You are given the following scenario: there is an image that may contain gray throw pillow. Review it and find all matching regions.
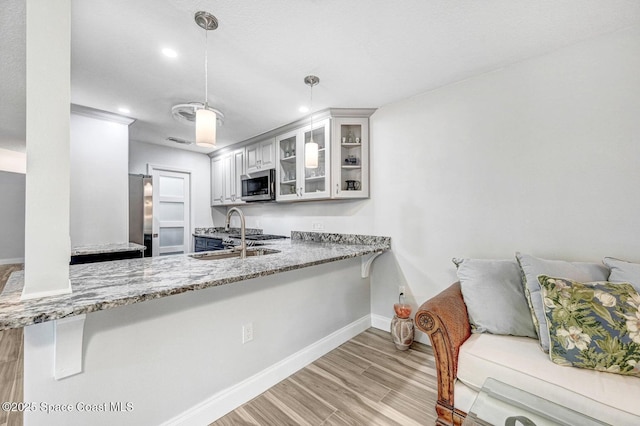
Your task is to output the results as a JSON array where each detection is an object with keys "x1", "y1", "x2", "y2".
[
  {"x1": 515, "y1": 253, "x2": 608, "y2": 352},
  {"x1": 603, "y1": 257, "x2": 640, "y2": 292},
  {"x1": 453, "y1": 258, "x2": 537, "y2": 338}
]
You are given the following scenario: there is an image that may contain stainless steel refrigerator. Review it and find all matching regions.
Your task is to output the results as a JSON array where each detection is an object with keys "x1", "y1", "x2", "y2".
[{"x1": 128, "y1": 174, "x2": 153, "y2": 257}]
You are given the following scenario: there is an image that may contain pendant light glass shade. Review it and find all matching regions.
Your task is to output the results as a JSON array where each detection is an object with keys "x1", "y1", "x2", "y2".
[
  {"x1": 195, "y1": 108, "x2": 216, "y2": 147},
  {"x1": 305, "y1": 138, "x2": 318, "y2": 168}
]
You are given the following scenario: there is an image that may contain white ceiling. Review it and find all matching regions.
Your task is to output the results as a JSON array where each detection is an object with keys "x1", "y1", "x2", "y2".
[{"x1": 2, "y1": 0, "x2": 640, "y2": 155}]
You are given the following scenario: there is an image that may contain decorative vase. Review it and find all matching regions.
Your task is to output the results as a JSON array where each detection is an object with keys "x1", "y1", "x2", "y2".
[{"x1": 391, "y1": 315, "x2": 414, "y2": 351}]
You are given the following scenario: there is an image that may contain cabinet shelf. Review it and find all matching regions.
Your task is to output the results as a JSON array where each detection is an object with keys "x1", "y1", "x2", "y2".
[
  {"x1": 341, "y1": 143, "x2": 362, "y2": 147},
  {"x1": 341, "y1": 165, "x2": 361, "y2": 169},
  {"x1": 280, "y1": 179, "x2": 296, "y2": 185},
  {"x1": 305, "y1": 175, "x2": 326, "y2": 182},
  {"x1": 280, "y1": 155, "x2": 296, "y2": 162}
]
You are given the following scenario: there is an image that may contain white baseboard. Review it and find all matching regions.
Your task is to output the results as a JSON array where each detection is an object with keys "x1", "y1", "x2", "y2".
[
  {"x1": 371, "y1": 313, "x2": 431, "y2": 346},
  {"x1": 371, "y1": 313, "x2": 392, "y2": 331},
  {"x1": 161, "y1": 314, "x2": 372, "y2": 426},
  {"x1": 0, "y1": 257, "x2": 24, "y2": 265}
]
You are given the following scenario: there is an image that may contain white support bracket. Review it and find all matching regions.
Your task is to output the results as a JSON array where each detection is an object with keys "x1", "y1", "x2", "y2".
[
  {"x1": 361, "y1": 252, "x2": 383, "y2": 278},
  {"x1": 53, "y1": 314, "x2": 86, "y2": 380}
]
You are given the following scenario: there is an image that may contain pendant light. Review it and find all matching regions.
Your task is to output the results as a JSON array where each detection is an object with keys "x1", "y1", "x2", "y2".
[
  {"x1": 195, "y1": 11, "x2": 218, "y2": 148},
  {"x1": 304, "y1": 75, "x2": 320, "y2": 168}
]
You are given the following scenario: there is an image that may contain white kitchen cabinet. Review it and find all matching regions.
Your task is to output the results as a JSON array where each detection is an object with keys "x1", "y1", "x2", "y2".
[
  {"x1": 331, "y1": 117, "x2": 369, "y2": 198},
  {"x1": 211, "y1": 156, "x2": 224, "y2": 206},
  {"x1": 211, "y1": 148, "x2": 245, "y2": 206},
  {"x1": 246, "y1": 138, "x2": 275, "y2": 173},
  {"x1": 276, "y1": 118, "x2": 330, "y2": 201}
]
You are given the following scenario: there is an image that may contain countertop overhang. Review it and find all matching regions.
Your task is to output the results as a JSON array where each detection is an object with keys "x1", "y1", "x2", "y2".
[
  {"x1": 70, "y1": 242, "x2": 146, "y2": 256},
  {"x1": 0, "y1": 232, "x2": 390, "y2": 331}
]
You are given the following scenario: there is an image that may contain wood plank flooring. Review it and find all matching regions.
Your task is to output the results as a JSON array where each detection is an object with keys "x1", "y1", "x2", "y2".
[
  {"x1": 211, "y1": 328, "x2": 438, "y2": 426},
  {"x1": 0, "y1": 264, "x2": 24, "y2": 426},
  {"x1": 0, "y1": 264, "x2": 438, "y2": 426}
]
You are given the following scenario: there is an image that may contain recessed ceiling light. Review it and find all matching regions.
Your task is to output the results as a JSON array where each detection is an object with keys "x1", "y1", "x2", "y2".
[
  {"x1": 299, "y1": 106, "x2": 309, "y2": 113},
  {"x1": 118, "y1": 107, "x2": 131, "y2": 114},
  {"x1": 162, "y1": 48, "x2": 178, "y2": 58}
]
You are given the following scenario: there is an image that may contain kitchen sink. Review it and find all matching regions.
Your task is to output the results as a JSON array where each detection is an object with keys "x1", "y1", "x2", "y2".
[{"x1": 189, "y1": 248, "x2": 280, "y2": 260}]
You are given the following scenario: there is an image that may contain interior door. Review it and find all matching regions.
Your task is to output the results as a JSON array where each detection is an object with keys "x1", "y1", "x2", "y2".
[{"x1": 150, "y1": 167, "x2": 191, "y2": 256}]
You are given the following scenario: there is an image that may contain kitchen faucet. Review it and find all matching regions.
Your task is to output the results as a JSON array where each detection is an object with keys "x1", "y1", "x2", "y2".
[{"x1": 225, "y1": 207, "x2": 247, "y2": 259}]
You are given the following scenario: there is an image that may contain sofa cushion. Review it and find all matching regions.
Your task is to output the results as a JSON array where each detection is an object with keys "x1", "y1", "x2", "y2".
[
  {"x1": 538, "y1": 275, "x2": 640, "y2": 377},
  {"x1": 457, "y1": 333, "x2": 640, "y2": 424},
  {"x1": 453, "y1": 258, "x2": 537, "y2": 337},
  {"x1": 515, "y1": 253, "x2": 608, "y2": 352},
  {"x1": 604, "y1": 257, "x2": 640, "y2": 292}
]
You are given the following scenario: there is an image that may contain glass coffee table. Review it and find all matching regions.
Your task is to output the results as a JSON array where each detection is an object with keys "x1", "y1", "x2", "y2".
[{"x1": 462, "y1": 378, "x2": 607, "y2": 426}]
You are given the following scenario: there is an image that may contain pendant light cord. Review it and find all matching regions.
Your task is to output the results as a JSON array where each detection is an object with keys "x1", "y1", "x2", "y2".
[
  {"x1": 204, "y1": 29, "x2": 209, "y2": 107},
  {"x1": 309, "y1": 82, "x2": 314, "y2": 142}
]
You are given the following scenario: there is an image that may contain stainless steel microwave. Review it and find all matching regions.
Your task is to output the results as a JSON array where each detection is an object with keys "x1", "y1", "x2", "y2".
[{"x1": 241, "y1": 169, "x2": 275, "y2": 202}]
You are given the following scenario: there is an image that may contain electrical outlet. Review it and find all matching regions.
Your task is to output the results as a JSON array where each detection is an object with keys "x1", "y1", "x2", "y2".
[
  {"x1": 399, "y1": 285, "x2": 406, "y2": 296},
  {"x1": 312, "y1": 222, "x2": 325, "y2": 231},
  {"x1": 242, "y1": 322, "x2": 254, "y2": 344}
]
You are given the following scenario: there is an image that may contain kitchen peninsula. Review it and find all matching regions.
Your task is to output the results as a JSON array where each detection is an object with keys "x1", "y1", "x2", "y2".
[{"x1": 0, "y1": 231, "x2": 390, "y2": 426}]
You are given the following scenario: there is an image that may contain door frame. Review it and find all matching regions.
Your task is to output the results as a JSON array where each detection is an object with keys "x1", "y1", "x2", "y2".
[{"x1": 147, "y1": 164, "x2": 194, "y2": 256}]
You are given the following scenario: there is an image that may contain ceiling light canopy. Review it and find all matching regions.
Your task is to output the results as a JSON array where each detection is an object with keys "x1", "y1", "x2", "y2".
[
  {"x1": 194, "y1": 11, "x2": 219, "y2": 149},
  {"x1": 171, "y1": 102, "x2": 224, "y2": 126}
]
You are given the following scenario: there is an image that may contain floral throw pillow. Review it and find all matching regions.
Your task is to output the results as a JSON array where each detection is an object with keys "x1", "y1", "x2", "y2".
[{"x1": 538, "y1": 275, "x2": 640, "y2": 377}]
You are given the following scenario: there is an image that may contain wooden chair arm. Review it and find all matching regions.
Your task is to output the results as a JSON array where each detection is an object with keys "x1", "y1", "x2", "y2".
[{"x1": 415, "y1": 282, "x2": 471, "y2": 425}]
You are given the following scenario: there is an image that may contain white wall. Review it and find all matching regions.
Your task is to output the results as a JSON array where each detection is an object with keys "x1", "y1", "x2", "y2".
[
  {"x1": 368, "y1": 25, "x2": 640, "y2": 317},
  {"x1": 228, "y1": 26, "x2": 640, "y2": 325},
  {"x1": 0, "y1": 171, "x2": 25, "y2": 263},
  {"x1": 129, "y1": 140, "x2": 213, "y2": 229},
  {"x1": 24, "y1": 258, "x2": 369, "y2": 425},
  {"x1": 70, "y1": 113, "x2": 129, "y2": 247},
  {"x1": 0, "y1": 113, "x2": 130, "y2": 262},
  {"x1": 212, "y1": 199, "x2": 374, "y2": 234}
]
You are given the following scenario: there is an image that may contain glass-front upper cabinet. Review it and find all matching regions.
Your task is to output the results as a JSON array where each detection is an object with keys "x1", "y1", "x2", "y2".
[
  {"x1": 331, "y1": 117, "x2": 369, "y2": 198},
  {"x1": 276, "y1": 130, "x2": 298, "y2": 200},
  {"x1": 276, "y1": 118, "x2": 330, "y2": 201}
]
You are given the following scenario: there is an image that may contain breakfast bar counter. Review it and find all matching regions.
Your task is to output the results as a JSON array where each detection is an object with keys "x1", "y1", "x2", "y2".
[
  {"x1": 13, "y1": 231, "x2": 390, "y2": 426},
  {"x1": 0, "y1": 231, "x2": 390, "y2": 331}
]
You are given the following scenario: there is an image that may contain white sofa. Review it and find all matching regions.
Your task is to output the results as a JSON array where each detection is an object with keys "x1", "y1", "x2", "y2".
[{"x1": 415, "y1": 254, "x2": 640, "y2": 426}]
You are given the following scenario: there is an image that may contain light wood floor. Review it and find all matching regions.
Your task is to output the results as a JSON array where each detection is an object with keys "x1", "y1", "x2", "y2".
[
  {"x1": 0, "y1": 264, "x2": 438, "y2": 426},
  {"x1": 211, "y1": 328, "x2": 438, "y2": 426},
  {"x1": 0, "y1": 264, "x2": 24, "y2": 426}
]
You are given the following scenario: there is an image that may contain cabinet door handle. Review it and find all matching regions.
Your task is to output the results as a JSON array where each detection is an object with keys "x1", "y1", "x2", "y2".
[{"x1": 336, "y1": 183, "x2": 339, "y2": 195}]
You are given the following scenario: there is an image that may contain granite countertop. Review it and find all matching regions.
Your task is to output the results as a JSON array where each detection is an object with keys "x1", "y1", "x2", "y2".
[
  {"x1": 71, "y1": 242, "x2": 146, "y2": 256},
  {"x1": 193, "y1": 226, "x2": 264, "y2": 237},
  {"x1": 0, "y1": 231, "x2": 390, "y2": 330}
]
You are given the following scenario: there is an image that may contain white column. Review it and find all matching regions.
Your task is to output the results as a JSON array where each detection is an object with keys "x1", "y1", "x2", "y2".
[{"x1": 22, "y1": 0, "x2": 72, "y2": 299}]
